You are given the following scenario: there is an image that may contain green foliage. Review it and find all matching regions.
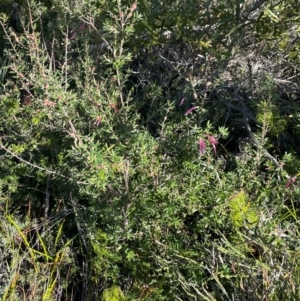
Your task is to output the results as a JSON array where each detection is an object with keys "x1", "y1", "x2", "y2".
[
  {"x1": 0, "y1": 0, "x2": 300, "y2": 300},
  {"x1": 102, "y1": 286, "x2": 125, "y2": 301},
  {"x1": 229, "y1": 191, "x2": 258, "y2": 228},
  {"x1": 257, "y1": 100, "x2": 287, "y2": 137}
]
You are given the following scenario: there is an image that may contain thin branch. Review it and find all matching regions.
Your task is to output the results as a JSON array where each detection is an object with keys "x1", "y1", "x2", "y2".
[{"x1": 0, "y1": 143, "x2": 89, "y2": 185}]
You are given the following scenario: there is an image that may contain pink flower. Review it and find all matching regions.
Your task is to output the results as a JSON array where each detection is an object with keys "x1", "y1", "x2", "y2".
[
  {"x1": 206, "y1": 134, "x2": 218, "y2": 156},
  {"x1": 197, "y1": 134, "x2": 219, "y2": 156},
  {"x1": 180, "y1": 98, "x2": 185, "y2": 106},
  {"x1": 130, "y1": 2, "x2": 137, "y2": 12},
  {"x1": 198, "y1": 134, "x2": 218, "y2": 156},
  {"x1": 185, "y1": 106, "x2": 197, "y2": 116},
  {"x1": 199, "y1": 138, "x2": 206, "y2": 155},
  {"x1": 285, "y1": 176, "x2": 297, "y2": 189},
  {"x1": 109, "y1": 103, "x2": 119, "y2": 113},
  {"x1": 206, "y1": 134, "x2": 218, "y2": 146}
]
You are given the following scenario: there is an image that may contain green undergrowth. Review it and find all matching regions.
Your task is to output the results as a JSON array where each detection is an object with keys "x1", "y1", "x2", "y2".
[{"x1": 1, "y1": 0, "x2": 300, "y2": 300}]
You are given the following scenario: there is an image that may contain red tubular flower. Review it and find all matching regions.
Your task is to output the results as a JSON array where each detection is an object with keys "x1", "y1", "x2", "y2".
[
  {"x1": 109, "y1": 103, "x2": 119, "y2": 113},
  {"x1": 206, "y1": 134, "x2": 218, "y2": 156},
  {"x1": 130, "y1": 2, "x2": 137, "y2": 12},
  {"x1": 199, "y1": 138, "x2": 206, "y2": 155},
  {"x1": 285, "y1": 176, "x2": 297, "y2": 189},
  {"x1": 185, "y1": 106, "x2": 197, "y2": 116}
]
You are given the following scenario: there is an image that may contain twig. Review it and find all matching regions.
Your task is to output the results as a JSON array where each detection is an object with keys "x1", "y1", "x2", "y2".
[
  {"x1": 69, "y1": 193, "x2": 88, "y2": 300},
  {"x1": 45, "y1": 175, "x2": 50, "y2": 219},
  {"x1": 122, "y1": 159, "x2": 131, "y2": 228}
]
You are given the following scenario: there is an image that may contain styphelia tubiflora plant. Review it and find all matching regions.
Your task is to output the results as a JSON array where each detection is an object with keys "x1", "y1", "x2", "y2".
[{"x1": 199, "y1": 134, "x2": 218, "y2": 156}]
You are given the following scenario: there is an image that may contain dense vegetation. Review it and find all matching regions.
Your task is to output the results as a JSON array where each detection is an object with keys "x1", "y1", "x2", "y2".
[{"x1": 1, "y1": 0, "x2": 300, "y2": 300}]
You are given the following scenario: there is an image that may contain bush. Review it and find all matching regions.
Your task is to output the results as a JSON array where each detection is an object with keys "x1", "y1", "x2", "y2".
[{"x1": 1, "y1": 0, "x2": 300, "y2": 300}]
